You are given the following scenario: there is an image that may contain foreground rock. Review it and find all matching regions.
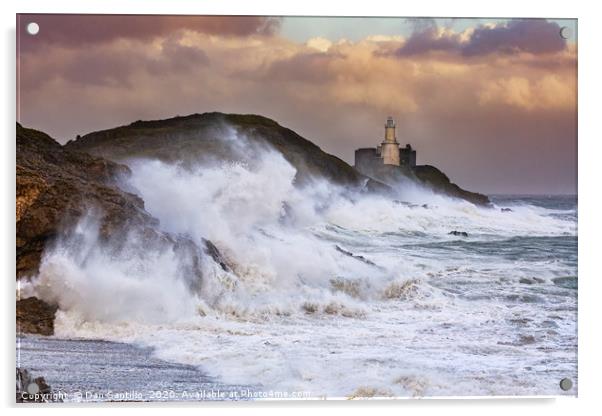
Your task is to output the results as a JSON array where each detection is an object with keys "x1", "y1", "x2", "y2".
[
  {"x1": 16, "y1": 368, "x2": 60, "y2": 403},
  {"x1": 17, "y1": 122, "x2": 154, "y2": 280},
  {"x1": 17, "y1": 123, "x2": 153, "y2": 335},
  {"x1": 16, "y1": 297, "x2": 58, "y2": 336}
]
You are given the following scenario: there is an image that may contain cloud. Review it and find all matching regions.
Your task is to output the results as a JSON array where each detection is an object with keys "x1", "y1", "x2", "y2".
[
  {"x1": 151, "y1": 38, "x2": 210, "y2": 74},
  {"x1": 306, "y1": 37, "x2": 333, "y2": 52},
  {"x1": 265, "y1": 52, "x2": 343, "y2": 83},
  {"x1": 394, "y1": 19, "x2": 567, "y2": 57},
  {"x1": 17, "y1": 19, "x2": 576, "y2": 194},
  {"x1": 395, "y1": 27, "x2": 462, "y2": 56},
  {"x1": 18, "y1": 14, "x2": 281, "y2": 51},
  {"x1": 19, "y1": 37, "x2": 210, "y2": 89},
  {"x1": 478, "y1": 75, "x2": 576, "y2": 110},
  {"x1": 463, "y1": 19, "x2": 566, "y2": 56}
]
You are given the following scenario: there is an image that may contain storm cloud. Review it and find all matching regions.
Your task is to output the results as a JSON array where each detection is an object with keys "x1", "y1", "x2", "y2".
[
  {"x1": 394, "y1": 19, "x2": 567, "y2": 57},
  {"x1": 16, "y1": 16, "x2": 576, "y2": 194},
  {"x1": 18, "y1": 14, "x2": 281, "y2": 51}
]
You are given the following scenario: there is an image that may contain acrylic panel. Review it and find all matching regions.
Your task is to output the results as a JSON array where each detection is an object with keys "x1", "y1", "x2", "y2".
[{"x1": 16, "y1": 14, "x2": 577, "y2": 402}]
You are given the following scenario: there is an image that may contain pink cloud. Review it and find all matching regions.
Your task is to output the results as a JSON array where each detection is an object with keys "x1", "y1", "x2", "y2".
[
  {"x1": 16, "y1": 19, "x2": 577, "y2": 194},
  {"x1": 18, "y1": 14, "x2": 281, "y2": 52}
]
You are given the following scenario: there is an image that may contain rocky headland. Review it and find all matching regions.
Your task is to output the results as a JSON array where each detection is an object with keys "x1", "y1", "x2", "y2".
[
  {"x1": 16, "y1": 123, "x2": 216, "y2": 335},
  {"x1": 65, "y1": 112, "x2": 489, "y2": 205},
  {"x1": 16, "y1": 112, "x2": 490, "y2": 335}
]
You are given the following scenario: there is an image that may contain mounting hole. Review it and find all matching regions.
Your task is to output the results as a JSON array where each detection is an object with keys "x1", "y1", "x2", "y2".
[
  {"x1": 26, "y1": 382, "x2": 40, "y2": 394},
  {"x1": 559, "y1": 26, "x2": 571, "y2": 40},
  {"x1": 26, "y1": 22, "x2": 40, "y2": 36},
  {"x1": 559, "y1": 378, "x2": 573, "y2": 391}
]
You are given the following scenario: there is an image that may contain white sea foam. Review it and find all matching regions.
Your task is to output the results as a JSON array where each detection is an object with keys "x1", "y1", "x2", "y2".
[
  {"x1": 26, "y1": 129, "x2": 577, "y2": 397},
  {"x1": 23, "y1": 214, "x2": 199, "y2": 325}
]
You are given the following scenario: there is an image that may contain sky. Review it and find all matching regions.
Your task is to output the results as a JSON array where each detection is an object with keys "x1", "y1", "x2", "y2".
[{"x1": 16, "y1": 15, "x2": 577, "y2": 194}]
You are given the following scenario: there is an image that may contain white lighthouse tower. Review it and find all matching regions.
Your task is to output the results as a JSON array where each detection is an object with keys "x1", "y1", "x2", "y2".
[{"x1": 380, "y1": 116, "x2": 400, "y2": 166}]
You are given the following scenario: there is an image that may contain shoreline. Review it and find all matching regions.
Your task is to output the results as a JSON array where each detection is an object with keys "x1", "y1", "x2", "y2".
[{"x1": 17, "y1": 335, "x2": 251, "y2": 402}]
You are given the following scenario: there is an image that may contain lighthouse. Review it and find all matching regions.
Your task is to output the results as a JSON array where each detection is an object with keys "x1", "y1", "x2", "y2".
[
  {"x1": 354, "y1": 116, "x2": 416, "y2": 177},
  {"x1": 380, "y1": 116, "x2": 400, "y2": 166}
]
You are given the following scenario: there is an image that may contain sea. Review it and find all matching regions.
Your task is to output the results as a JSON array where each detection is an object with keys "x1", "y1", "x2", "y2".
[{"x1": 18, "y1": 149, "x2": 578, "y2": 400}]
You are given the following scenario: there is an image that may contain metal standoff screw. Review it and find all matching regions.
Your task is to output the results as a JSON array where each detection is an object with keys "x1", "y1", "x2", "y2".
[
  {"x1": 559, "y1": 378, "x2": 573, "y2": 391},
  {"x1": 26, "y1": 22, "x2": 40, "y2": 36},
  {"x1": 26, "y1": 382, "x2": 40, "y2": 394}
]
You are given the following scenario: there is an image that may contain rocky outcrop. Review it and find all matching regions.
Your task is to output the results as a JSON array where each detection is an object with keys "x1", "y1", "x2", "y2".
[
  {"x1": 335, "y1": 245, "x2": 382, "y2": 269},
  {"x1": 17, "y1": 123, "x2": 155, "y2": 280},
  {"x1": 16, "y1": 123, "x2": 214, "y2": 335},
  {"x1": 16, "y1": 123, "x2": 153, "y2": 335},
  {"x1": 352, "y1": 160, "x2": 490, "y2": 206},
  {"x1": 448, "y1": 231, "x2": 469, "y2": 237},
  {"x1": 64, "y1": 112, "x2": 489, "y2": 204},
  {"x1": 16, "y1": 115, "x2": 490, "y2": 332},
  {"x1": 202, "y1": 238, "x2": 231, "y2": 272},
  {"x1": 16, "y1": 297, "x2": 58, "y2": 336},
  {"x1": 413, "y1": 165, "x2": 491, "y2": 206},
  {"x1": 64, "y1": 112, "x2": 388, "y2": 193}
]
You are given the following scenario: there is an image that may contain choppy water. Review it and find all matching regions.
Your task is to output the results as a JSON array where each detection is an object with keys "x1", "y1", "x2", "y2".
[{"x1": 19, "y1": 137, "x2": 577, "y2": 400}]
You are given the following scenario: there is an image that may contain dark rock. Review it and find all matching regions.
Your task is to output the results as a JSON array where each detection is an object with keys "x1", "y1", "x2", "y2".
[
  {"x1": 16, "y1": 123, "x2": 219, "y2": 333},
  {"x1": 202, "y1": 238, "x2": 231, "y2": 272},
  {"x1": 501, "y1": 208, "x2": 513, "y2": 212},
  {"x1": 16, "y1": 297, "x2": 57, "y2": 336},
  {"x1": 64, "y1": 112, "x2": 490, "y2": 205},
  {"x1": 412, "y1": 165, "x2": 491, "y2": 207},
  {"x1": 448, "y1": 231, "x2": 469, "y2": 237},
  {"x1": 519, "y1": 277, "x2": 544, "y2": 285},
  {"x1": 16, "y1": 368, "x2": 59, "y2": 403},
  {"x1": 356, "y1": 158, "x2": 490, "y2": 206},
  {"x1": 65, "y1": 112, "x2": 388, "y2": 194},
  {"x1": 17, "y1": 122, "x2": 154, "y2": 280},
  {"x1": 335, "y1": 245, "x2": 383, "y2": 269}
]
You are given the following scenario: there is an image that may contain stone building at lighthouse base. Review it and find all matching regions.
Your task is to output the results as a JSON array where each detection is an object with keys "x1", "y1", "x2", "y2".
[
  {"x1": 354, "y1": 116, "x2": 417, "y2": 186},
  {"x1": 353, "y1": 116, "x2": 491, "y2": 206}
]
